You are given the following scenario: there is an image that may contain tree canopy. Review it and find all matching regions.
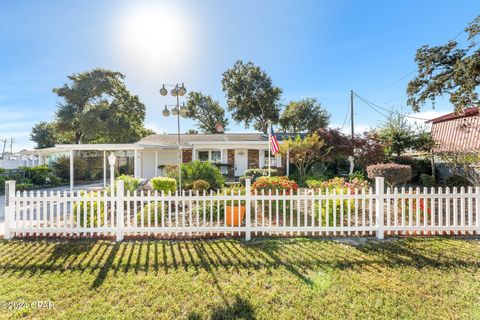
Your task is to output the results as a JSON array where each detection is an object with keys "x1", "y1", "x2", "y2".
[
  {"x1": 279, "y1": 133, "x2": 330, "y2": 184},
  {"x1": 222, "y1": 60, "x2": 282, "y2": 133},
  {"x1": 185, "y1": 92, "x2": 229, "y2": 133},
  {"x1": 30, "y1": 122, "x2": 58, "y2": 149},
  {"x1": 407, "y1": 15, "x2": 480, "y2": 112},
  {"x1": 377, "y1": 113, "x2": 433, "y2": 158},
  {"x1": 31, "y1": 68, "x2": 153, "y2": 148},
  {"x1": 280, "y1": 98, "x2": 330, "y2": 133}
]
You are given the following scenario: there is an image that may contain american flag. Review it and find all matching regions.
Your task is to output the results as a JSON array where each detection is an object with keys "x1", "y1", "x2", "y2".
[{"x1": 269, "y1": 126, "x2": 279, "y2": 155}]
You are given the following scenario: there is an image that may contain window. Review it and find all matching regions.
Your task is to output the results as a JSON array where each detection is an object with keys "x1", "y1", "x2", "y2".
[
  {"x1": 198, "y1": 151, "x2": 209, "y2": 161},
  {"x1": 211, "y1": 151, "x2": 221, "y2": 162},
  {"x1": 264, "y1": 150, "x2": 276, "y2": 167},
  {"x1": 197, "y1": 150, "x2": 222, "y2": 163}
]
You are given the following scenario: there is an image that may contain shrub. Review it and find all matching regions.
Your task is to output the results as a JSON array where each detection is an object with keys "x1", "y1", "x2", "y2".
[
  {"x1": 367, "y1": 163, "x2": 412, "y2": 188},
  {"x1": 307, "y1": 177, "x2": 369, "y2": 192},
  {"x1": 19, "y1": 165, "x2": 60, "y2": 186},
  {"x1": 395, "y1": 156, "x2": 432, "y2": 183},
  {"x1": 116, "y1": 175, "x2": 140, "y2": 193},
  {"x1": 52, "y1": 156, "x2": 90, "y2": 181},
  {"x1": 16, "y1": 182, "x2": 34, "y2": 192},
  {"x1": 73, "y1": 192, "x2": 105, "y2": 227},
  {"x1": 420, "y1": 174, "x2": 436, "y2": 187},
  {"x1": 191, "y1": 179, "x2": 210, "y2": 193},
  {"x1": 252, "y1": 176, "x2": 298, "y2": 194},
  {"x1": 445, "y1": 174, "x2": 471, "y2": 188},
  {"x1": 167, "y1": 161, "x2": 225, "y2": 190},
  {"x1": 138, "y1": 201, "x2": 166, "y2": 225},
  {"x1": 243, "y1": 168, "x2": 278, "y2": 181},
  {"x1": 348, "y1": 170, "x2": 365, "y2": 182},
  {"x1": 151, "y1": 177, "x2": 177, "y2": 193}
]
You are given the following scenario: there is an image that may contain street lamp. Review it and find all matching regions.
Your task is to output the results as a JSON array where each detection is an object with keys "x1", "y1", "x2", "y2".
[{"x1": 160, "y1": 83, "x2": 187, "y2": 192}]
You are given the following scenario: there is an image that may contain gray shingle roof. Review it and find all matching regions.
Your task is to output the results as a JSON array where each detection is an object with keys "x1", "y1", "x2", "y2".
[{"x1": 137, "y1": 133, "x2": 299, "y2": 147}]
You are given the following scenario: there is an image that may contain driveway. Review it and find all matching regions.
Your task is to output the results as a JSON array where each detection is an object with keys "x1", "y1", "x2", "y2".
[{"x1": 0, "y1": 182, "x2": 103, "y2": 235}]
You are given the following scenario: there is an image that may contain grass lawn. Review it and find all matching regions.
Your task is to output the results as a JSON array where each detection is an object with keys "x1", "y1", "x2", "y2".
[{"x1": 0, "y1": 237, "x2": 480, "y2": 319}]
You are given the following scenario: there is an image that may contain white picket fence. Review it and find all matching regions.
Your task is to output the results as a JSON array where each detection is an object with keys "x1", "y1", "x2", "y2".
[{"x1": 3, "y1": 178, "x2": 480, "y2": 241}]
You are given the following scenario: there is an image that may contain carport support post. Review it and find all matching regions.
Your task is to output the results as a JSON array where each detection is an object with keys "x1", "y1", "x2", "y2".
[
  {"x1": 116, "y1": 180, "x2": 124, "y2": 242},
  {"x1": 103, "y1": 150, "x2": 107, "y2": 187},
  {"x1": 69, "y1": 149, "x2": 74, "y2": 192},
  {"x1": 375, "y1": 177, "x2": 385, "y2": 240},
  {"x1": 245, "y1": 179, "x2": 252, "y2": 241},
  {"x1": 4, "y1": 180, "x2": 15, "y2": 240}
]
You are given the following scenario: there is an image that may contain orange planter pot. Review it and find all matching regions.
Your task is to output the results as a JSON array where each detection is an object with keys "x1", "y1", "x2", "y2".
[{"x1": 225, "y1": 205, "x2": 246, "y2": 227}]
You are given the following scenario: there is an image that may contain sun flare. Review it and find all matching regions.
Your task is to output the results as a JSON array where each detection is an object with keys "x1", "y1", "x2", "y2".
[{"x1": 113, "y1": 3, "x2": 192, "y2": 72}]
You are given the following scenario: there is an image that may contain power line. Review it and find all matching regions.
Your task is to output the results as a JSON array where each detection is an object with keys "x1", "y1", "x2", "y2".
[{"x1": 354, "y1": 92, "x2": 430, "y2": 121}]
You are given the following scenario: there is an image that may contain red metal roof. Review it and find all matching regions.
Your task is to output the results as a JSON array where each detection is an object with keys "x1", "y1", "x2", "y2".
[
  {"x1": 430, "y1": 107, "x2": 480, "y2": 153},
  {"x1": 426, "y1": 107, "x2": 479, "y2": 124}
]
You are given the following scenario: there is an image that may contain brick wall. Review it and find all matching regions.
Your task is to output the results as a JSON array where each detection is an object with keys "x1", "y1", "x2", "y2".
[
  {"x1": 247, "y1": 149, "x2": 259, "y2": 169},
  {"x1": 227, "y1": 149, "x2": 235, "y2": 178},
  {"x1": 182, "y1": 149, "x2": 192, "y2": 163}
]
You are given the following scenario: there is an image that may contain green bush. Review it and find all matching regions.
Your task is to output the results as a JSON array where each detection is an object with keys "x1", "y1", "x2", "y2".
[
  {"x1": 191, "y1": 179, "x2": 210, "y2": 192},
  {"x1": 151, "y1": 177, "x2": 177, "y2": 193},
  {"x1": 394, "y1": 156, "x2": 432, "y2": 183},
  {"x1": 73, "y1": 191, "x2": 105, "y2": 227},
  {"x1": 16, "y1": 182, "x2": 34, "y2": 192},
  {"x1": 243, "y1": 168, "x2": 278, "y2": 182},
  {"x1": 52, "y1": 156, "x2": 90, "y2": 181},
  {"x1": 116, "y1": 175, "x2": 140, "y2": 193},
  {"x1": 168, "y1": 160, "x2": 225, "y2": 190},
  {"x1": 348, "y1": 171, "x2": 365, "y2": 182},
  {"x1": 445, "y1": 174, "x2": 471, "y2": 188},
  {"x1": 420, "y1": 174, "x2": 436, "y2": 187},
  {"x1": 19, "y1": 165, "x2": 60, "y2": 186},
  {"x1": 137, "y1": 201, "x2": 166, "y2": 225}
]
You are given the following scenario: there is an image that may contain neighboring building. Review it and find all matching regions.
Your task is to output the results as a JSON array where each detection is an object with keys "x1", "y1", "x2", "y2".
[
  {"x1": 427, "y1": 107, "x2": 480, "y2": 153},
  {"x1": 31, "y1": 133, "x2": 293, "y2": 188}
]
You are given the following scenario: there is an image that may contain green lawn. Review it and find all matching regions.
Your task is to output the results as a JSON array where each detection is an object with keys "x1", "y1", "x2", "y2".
[{"x1": 0, "y1": 237, "x2": 480, "y2": 320}]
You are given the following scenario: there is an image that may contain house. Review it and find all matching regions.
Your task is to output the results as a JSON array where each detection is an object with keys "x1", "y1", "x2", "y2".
[
  {"x1": 427, "y1": 107, "x2": 480, "y2": 153},
  {"x1": 426, "y1": 107, "x2": 480, "y2": 180},
  {"x1": 32, "y1": 133, "x2": 292, "y2": 189}
]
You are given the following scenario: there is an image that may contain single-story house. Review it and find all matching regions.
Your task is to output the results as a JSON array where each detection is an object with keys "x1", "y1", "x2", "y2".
[{"x1": 32, "y1": 133, "x2": 292, "y2": 189}]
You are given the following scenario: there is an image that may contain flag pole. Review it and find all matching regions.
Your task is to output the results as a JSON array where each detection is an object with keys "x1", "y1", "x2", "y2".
[{"x1": 268, "y1": 121, "x2": 271, "y2": 177}]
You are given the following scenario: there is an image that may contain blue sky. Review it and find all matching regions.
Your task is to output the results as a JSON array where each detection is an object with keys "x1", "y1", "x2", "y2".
[{"x1": 0, "y1": 0, "x2": 479, "y2": 151}]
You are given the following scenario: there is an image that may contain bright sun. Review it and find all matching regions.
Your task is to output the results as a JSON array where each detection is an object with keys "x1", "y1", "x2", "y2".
[{"x1": 114, "y1": 3, "x2": 192, "y2": 72}]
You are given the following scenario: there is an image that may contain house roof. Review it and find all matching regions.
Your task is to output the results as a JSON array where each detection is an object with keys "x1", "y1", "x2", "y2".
[
  {"x1": 137, "y1": 133, "x2": 298, "y2": 147},
  {"x1": 426, "y1": 107, "x2": 479, "y2": 124},
  {"x1": 428, "y1": 107, "x2": 480, "y2": 153}
]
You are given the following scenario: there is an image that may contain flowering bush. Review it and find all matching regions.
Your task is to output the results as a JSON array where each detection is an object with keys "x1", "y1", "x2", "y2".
[
  {"x1": 306, "y1": 177, "x2": 369, "y2": 194},
  {"x1": 252, "y1": 176, "x2": 298, "y2": 194}
]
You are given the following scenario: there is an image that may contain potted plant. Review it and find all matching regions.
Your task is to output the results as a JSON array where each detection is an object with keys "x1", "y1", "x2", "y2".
[{"x1": 224, "y1": 186, "x2": 246, "y2": 227}]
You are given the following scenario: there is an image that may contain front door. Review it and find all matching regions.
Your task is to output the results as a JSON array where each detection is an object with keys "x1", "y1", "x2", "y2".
[{"x1": 234, "y1": 149, "x2": 248, "y2": 177}]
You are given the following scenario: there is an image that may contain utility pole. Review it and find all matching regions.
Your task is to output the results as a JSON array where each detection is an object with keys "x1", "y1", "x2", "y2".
[
  {"x1": 350, "y1": 90, "x2": 354, "y2": 145},
  {"x1": 10, "y1": 138, "x2": 14, "y2": 155}
]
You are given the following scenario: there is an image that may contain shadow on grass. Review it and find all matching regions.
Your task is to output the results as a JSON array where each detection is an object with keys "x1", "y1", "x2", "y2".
[
  {"x1": 187, "y1": 295, "x2": 255, "y2": 320},
  {"x1": 0, "y1": 237, "x2": 479, "y2": 291}
]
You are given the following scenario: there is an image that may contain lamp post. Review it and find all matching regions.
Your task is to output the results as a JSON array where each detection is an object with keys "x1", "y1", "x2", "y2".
[
  {"x1": 160, "y1": 83, "x2": 187, "y2": 192},
  {"x1": 108, "y1": 152, "x2": 117, "y2": 195}
]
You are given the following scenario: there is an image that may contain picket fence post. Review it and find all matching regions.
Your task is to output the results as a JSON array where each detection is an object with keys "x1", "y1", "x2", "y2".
[
  {"x1": 375, "y1": 177, "x2": 385, "y2": 240},
  {"x1": 3, "y1": 181, "x2": 15, "y2": 240},
  {"x1": 476, "y1": 186, "x2": 480, "y2": 235},
  {"x1": 116, "y1": 180, "x2": 124, "y2": 242},
  {"x1": 245, "y1": 179, "x2": 252, "y2": 241}
]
